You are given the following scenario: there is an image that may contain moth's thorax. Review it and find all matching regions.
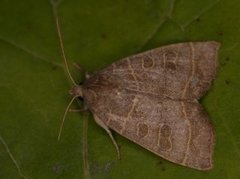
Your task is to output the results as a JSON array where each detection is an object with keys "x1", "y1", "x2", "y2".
[{"x1": 69, "y1": 85, "x2": 83, "y2": 97}]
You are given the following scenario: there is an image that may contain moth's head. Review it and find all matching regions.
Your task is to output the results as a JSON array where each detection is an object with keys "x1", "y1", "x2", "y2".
[{"x1": 69, "y1": 85, "x2": 83, "y2": 97}]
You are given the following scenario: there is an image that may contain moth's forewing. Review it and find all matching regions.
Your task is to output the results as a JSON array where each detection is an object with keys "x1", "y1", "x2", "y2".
[{"x1": 83, "y1": 42, "x2": 219, "y2": 170}]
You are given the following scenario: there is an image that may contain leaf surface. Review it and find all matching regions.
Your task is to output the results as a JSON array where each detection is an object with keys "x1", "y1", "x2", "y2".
[{"x1": 0, "y1": 0, "x2": 239, "y2": 178}]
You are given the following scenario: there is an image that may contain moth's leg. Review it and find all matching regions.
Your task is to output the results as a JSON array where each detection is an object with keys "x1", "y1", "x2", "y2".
[
  {"x1": 68, "y1": 108, "x2": 86, "y2": 112},
  {"x1": 72, "y1": 62, "x2": 90, "y2": 79},
  {"x1": 72, "y1": 62, "x2": 82, "y2": 71},
  {"x1": 93, "y1": 114, "x2": 120, "y2": 160},
  {"x1": 69, "y1": 105, "x2": 88, "y2": 112}
]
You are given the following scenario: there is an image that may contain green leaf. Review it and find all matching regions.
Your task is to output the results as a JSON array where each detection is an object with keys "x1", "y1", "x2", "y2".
[{"x1": 0, "y1": 0, "x2": 240, "y2": 178}]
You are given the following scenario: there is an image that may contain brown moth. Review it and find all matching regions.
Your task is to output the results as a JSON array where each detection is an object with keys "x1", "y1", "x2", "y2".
[{"x1": 59, "y1": 41, "x2": 220, "y2": 171}]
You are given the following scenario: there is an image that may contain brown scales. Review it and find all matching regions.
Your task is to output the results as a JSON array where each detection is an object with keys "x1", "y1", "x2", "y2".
[{"x1": 68, "y1": 42, "x2": 220, "y2": 171}]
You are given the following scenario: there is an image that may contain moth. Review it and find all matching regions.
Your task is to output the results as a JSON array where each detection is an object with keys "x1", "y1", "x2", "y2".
[{"x1": 59, "y1": 41, "x2": 220, "y2": 171}]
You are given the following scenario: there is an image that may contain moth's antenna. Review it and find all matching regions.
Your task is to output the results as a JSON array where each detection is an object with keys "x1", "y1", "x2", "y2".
[
  {"x1": 52, "y1": 1, "x2": 77, "y2": 86},
  {"x1": 58, "y1": 96, "x2": 78, "y2": 140}
]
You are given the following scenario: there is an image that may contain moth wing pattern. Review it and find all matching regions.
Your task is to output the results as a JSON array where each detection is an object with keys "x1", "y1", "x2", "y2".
[
  {"x1": 98, "y1": 41, "x2": 220, "y2": 100},
  {"x1": 93, "y1": 95, "x2": 214, "y2": 170},
  {"x1": 83, "y1": 41, "x2": 219, "y2": 170}
]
